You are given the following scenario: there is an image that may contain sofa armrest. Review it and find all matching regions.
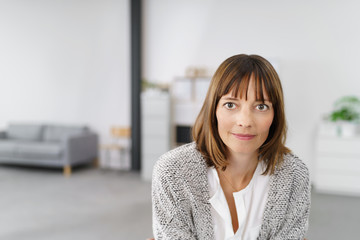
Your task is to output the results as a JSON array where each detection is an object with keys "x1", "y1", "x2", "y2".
[
  {"x1": 63, "y1": 132, "x2": 98, "y2": 165},
  {"x1": 0, "y1": 131, "x2": 7, "y2": 139}
]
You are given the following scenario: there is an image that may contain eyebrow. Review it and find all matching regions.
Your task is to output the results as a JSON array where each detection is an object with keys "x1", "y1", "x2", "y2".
[
  {"x1": 221, "y1": 97, "x2": 238, "y2": 101},
  {"x1": 220, "y1": 96, "x2": 272, "y2": 102}
]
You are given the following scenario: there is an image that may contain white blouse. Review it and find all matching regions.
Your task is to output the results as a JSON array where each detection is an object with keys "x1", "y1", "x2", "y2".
[{"x1": 207, "y1": 161, "x2": 270, "y2": 240}]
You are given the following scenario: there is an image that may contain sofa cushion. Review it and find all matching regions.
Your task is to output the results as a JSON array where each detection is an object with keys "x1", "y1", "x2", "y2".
[
  {"x1": 15, "y1": 142, "x2": 63, "y2": 159},
  {"x1": 43, "y1": 125, "x2": 88, "y2": 142},
  {"x1": 7, "y1": 124, "x2": 43, "y2": 141},
  {"x1": 0, "y1": 140, "x2": 17, "y2": 158}
]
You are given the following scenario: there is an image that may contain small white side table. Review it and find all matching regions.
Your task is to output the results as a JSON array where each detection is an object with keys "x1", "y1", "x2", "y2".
[
  {"x1": 100, "y1": 144, "x2": 129, "y2": 169},
  {"x1": 100, "y1": 127, "x2": 131, "y2": 170}
]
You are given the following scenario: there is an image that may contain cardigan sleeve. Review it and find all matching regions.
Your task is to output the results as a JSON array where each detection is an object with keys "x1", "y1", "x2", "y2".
[
  {"x1": 272, "y1": 158, "x2": 311, "y2": 239},
  {"x1": 152, "y1": 159, "x2": 198, "y2": 240}
]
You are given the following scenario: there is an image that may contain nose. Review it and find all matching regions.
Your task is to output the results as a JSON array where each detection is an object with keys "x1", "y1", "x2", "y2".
[{"x1": 236, "y1": 108, "x2": 253, "y2": 128}]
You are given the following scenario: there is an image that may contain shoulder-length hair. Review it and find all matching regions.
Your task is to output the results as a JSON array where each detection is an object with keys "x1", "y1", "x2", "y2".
[{"x1": 192, "y1": 54, "x2": 290, "y2": 175}]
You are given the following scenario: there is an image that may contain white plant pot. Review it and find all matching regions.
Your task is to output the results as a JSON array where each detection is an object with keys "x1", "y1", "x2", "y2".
[{"x1": 340, "y1": 121, "x2": 359, "y2": 137}]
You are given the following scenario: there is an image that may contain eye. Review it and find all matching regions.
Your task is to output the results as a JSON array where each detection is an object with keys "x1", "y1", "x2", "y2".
[
  {"x1": 256, "y1": 104, "x2": 269, "y2": 111},
  {"x1": 224, "y1": 102, "x2": 236, "y2": 109}
]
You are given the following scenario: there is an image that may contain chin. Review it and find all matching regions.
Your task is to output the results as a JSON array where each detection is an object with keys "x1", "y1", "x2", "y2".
[{"x1": 228, "y1": 146, "x2": 258, "y2": 155}]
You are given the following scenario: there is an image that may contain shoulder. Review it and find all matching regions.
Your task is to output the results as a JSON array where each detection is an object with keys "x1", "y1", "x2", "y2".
[
  {"x1": 153, "y1": 142, "x2": 207, "y2": 182},
  {"x1": 274, "y1": 153, "x2": 310, "y2": 185},
  {"x1": 261, "y1": 153, "x2": 311, "y2": 238}
]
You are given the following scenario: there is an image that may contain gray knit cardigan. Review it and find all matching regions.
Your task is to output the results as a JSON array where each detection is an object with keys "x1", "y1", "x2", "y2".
[{"x1": 152, "y1": 142, "x2": 311, "y2": 240}]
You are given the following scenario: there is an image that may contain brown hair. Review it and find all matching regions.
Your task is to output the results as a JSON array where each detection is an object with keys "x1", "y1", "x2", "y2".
[{"x1": 192, "y1": 54, "x2": 290, "y2": 175}]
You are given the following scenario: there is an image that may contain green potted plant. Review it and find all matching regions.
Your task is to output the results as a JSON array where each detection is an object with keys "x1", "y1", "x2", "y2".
[{"x1": 329, "y1": 96, "x2": 360, "y2": 137}]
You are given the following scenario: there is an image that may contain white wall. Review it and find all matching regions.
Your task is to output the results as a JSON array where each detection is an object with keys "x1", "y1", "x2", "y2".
[
  {"x1": 143, "y1": 0, "x2": 360, "y2": 176},
  {"x1": 0, "y1": 0, "x2": 130, "y2": 143}
]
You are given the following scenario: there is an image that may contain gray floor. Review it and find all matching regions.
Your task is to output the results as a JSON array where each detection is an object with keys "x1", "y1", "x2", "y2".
[
  {"x1": 0, "y1": 165, "x2": 153, "y2": 240},
  {"x1": 307, "y1": 188, "x2": 360, "y2": 239},
  {"x1": 0, "y1": 165, "x2": 359, "y2": 240}
]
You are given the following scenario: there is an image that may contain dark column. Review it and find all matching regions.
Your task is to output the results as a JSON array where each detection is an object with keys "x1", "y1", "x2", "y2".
[{"x1": 131, "y1": 0, "x2": 142, "y2": 171}]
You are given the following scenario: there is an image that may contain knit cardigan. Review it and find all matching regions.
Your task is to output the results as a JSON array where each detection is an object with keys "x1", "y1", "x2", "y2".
[{"x1": 152, "y1": 142, "x2": 311, "y2": 240}]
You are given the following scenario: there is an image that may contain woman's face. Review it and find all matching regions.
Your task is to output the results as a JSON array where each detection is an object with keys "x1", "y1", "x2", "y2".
[{"x1": 216, "y1": 78, "x2": 274, "y2": 157}]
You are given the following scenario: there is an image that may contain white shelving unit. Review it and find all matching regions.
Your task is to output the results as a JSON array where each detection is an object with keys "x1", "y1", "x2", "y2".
[
  {"x1": 314, "y1": 135, "x2": 360, "y2": 196},
  {"x1": 171, "y1": 77, "x2": 211, "y2": 125},
  {"x1": 141, "y1": 90, "x2": 172, "y2": 181}
]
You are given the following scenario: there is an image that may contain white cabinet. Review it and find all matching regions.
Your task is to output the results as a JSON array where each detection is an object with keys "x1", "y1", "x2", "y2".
[
  {"x1": 315, "y1": 135, "x2": 360, "y2": 196},
  {"x1": 141, "y1": 91, "x2": 172, "y2": 181}
]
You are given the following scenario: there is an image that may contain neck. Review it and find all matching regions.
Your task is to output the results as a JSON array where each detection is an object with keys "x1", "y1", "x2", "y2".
[
  {"x1": 226, "y1": 151, "x2": 258, "y2": 175},
  {"x1": 220, "y1": 151, "x2": 259, "y2": 190}
]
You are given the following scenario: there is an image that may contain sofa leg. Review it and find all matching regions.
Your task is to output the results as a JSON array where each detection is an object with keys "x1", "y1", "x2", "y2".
[{"x1": 63, "y1": 165, "x2": 72, "y2": 177}]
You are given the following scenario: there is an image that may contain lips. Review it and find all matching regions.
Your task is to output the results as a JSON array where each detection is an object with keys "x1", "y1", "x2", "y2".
[{"x1": 232, "y1": 133, "x2": 256, "y2": 140}]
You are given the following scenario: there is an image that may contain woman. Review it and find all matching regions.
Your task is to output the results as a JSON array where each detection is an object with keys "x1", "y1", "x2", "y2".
[{"x1": 151, "y1": 54, "x2": 311, "y2": 240}]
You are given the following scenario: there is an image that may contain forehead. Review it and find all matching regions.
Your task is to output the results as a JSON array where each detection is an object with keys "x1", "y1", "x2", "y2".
[{"x1": 223, "y1": 74, "x2": 271, "y2": 101}]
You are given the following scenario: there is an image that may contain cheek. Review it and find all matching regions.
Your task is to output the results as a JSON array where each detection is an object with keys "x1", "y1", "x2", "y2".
[
  {"x1": 216, "y1": 109, "x2": 230, "y2": 126},
  {"x1": 216, "y1": 109, "x2": 230, "y2": 135},
  {"x1": 216, "y1": 111, "x2": 223, "y2": 131},
  {"x1": 263, "y1": 114, "x2": 274, "y2": 132},
  {"x1": 257, "y1": 112, "x2": 274, "y2": 133}
]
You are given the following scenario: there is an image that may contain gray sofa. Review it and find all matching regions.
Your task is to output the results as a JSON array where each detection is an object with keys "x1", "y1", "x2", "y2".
[{"x1": 0, "y1": 123, "x2": 98, "y2": 176}]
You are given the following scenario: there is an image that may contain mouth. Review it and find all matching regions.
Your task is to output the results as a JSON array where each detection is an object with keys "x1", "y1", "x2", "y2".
[{"x1": 232, "y1": 133, "x2": 256, "y2": 140}]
